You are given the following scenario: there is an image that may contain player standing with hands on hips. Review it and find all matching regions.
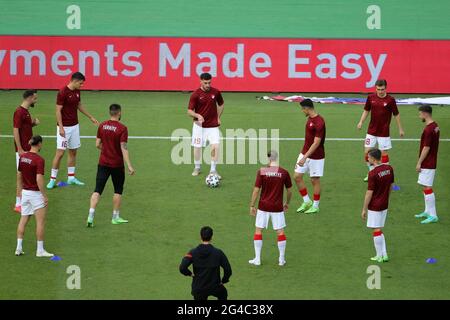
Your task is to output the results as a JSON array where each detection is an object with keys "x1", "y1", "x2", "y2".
[
  {"x1": 357, "y1": 79, "x2": 404, "y2": 181},
  {"x1": 187, "y1": 73, "x2": 224, "y2": 178},
  {"x1": 47, "y1": 72, "x2": 99, "y2": 189}
]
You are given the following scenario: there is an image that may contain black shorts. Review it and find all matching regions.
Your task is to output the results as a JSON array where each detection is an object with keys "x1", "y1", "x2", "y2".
[
  {"x1": 94, "y1": 165, "x2": 125, "y2": 195},
  {"x1": 193, "y1": 285, "x2": 228, "y2": 301}
]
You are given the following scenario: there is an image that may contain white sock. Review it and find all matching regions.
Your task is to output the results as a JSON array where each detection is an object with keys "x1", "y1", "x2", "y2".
[
  {"x1": 88, "y1": 208, "x2": 95, "y2": 220},
  {"x1": 313, "y1": 200, "x2": 320, "y2": 208},
  {"x1": 16, "y1": 238, "x2": 23, "y2": 250},
  {"x1": 37, "y1": 240, "x2": 44, "y2": 253},
  {"x1": 112, "y1": 210, "x2": 119, "y2": 220},
  {"x1": 15, "y1": 197, "x2": 21, "y2": 206},
  {"x1": 210, "y1": 161, "x2": 217, "y2": 172},
  {"x1": 303, "y1": 195, "x2": 310, "y2": 203},
  {"x1": 68, "y1": 167, "x2": 75, "y2": 179},
  {"x1": 425, "y1": 192, "x2": 437, "y2": 217},
  {"x1": 254, "y1": 235, "x2": 262, "y2": 261},
  {"x1": 423, "y1": 193, "x2": 429, "y2": 213},
  {"x1": 51, "y1": 168, "x2": 58, "y2": 180},
  {"x1": 373, "y1": 233, "x2": 383, "y2": 257},
  {"x1": 380, "y1": 234, "x2": 388, "y2": 257},
  {"x1": 194, "y1": 160, "x2": 201, "y2": 170},
  {"x1": 277, "y1": 235, "x2": 286, "y2": 262}
]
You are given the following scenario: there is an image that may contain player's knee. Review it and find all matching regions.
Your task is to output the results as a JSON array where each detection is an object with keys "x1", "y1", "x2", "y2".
[{"x1": 294, "y1": 173, "x2": 303, "y2": 182}]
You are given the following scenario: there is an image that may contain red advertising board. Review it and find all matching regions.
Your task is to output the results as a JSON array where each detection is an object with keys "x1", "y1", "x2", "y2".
[{"x1": 0, "y1": 36, "x2": 449, "y2": 93}]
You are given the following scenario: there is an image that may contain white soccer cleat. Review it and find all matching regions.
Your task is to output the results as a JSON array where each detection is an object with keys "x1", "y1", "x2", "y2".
[
  {"x1": 36, "y1": 250, "x2": 54, "y2": 258},
  {"x1": 248, "y1": 258, "x2": 261, "y2": 266},
  {"x1": 15, "y1": 249, "x2": 24, "y2": 256},
  {"x1": 279, "y1": 260, "x2": 286, "y2": 266},
  {"x1": 192, "y1": 168, "x2": 201, "y2": 176}
]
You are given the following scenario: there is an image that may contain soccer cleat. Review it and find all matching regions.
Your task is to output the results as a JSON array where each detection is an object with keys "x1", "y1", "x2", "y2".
[
  {"x1": 296, "y1": 200, "x2": 313, "y2": 213},
  {"x1": 382, "y1": 256, "x2": 389, "y2": 262},
  {"x1": 415, "y1": 212, "x2": 429, "y2": 218},
  {"x1": 86, "y1": 217, "x2": 94, "y2": 228},
  {"x1": 421, "y1": 216, "x2": 439, "y2": 224},
  {"x1": 46, "y1": 180, "x2": 57, "y2": 189},
  {"x1": 364, "y1": 175, "x2": 369, "y2": 182},
  {"x1": 15, "y1": 249, "x2": 24, "y2": 256},
  {"x1": 210, "y1": 171, "x2": 222, "y2": 180},
  {"x1": 370, "y1": 256, "x2": 389, "y2": 263},
  {"x1": 304, "y1": 206, "x2": 320, "y2": 214},
  {"x1": 192, "y1": 168, "x2": 201, "y2": 176},
  {"x1": 112, "y1": 217, "x2": 129, "y2": 225},
  {"x1": 67, "y1": 177, "x2": 85, "y2": 186},
  {"x1": 248, "y1": 258, "x2": 261, "y2": 266},
  {"x1": 13, "y1": 205, "x2": 21, "y2": 214},
  {"x1": 36, "y1": 250, "x2": 54, "y2": 258},
  {"x1": 278, "y1": 260, "x2": 286, "y2": 266}
]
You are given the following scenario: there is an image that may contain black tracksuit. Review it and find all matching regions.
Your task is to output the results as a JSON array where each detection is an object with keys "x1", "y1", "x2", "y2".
[{"x1": 179, "y1": 243, "x2": 232, "y2": 300}]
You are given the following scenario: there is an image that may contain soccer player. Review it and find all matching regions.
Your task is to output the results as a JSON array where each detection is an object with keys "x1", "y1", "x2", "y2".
[
  {"x1": 15, "y1": 135, "x2": 54, "y2": 257},
  {"x1": 87, "y1": 104, "x2": 135, "y2": 227},
  {"x1": 47, "y1": 72, "x2": 99, "y2": 189},
  {"x1": 361, "y1": 148, "x2": 394, "y2": 263},
  {"x1": 249, "y1": 150, "x2": 292, "y2": 266},
  {"x1": 187, "y1": 72, "x2": 224, "y2": 178},
  {"x1": 13, "y1": 90, "x2": 40, "y2": 213},
  {"x1": 294, "y1": 99, "x2": 326, "y2": 214},
  {"x1": 357, "y1": 79, "x2": 404, "y2": 181},
  {"x1": 414, "y1": 105, "x2": 440, "y2": 224},
  {"x1": 179, "y1": 226, "x2": 232, "y2": 300}
]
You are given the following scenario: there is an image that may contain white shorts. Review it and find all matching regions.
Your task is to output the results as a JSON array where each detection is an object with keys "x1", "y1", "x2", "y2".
[
  {"x1": 418, "y1": 169, "x2": 435, "y2": 187},
  {"x1": 367, "y1": 209, "x2": 387, "y2": 228},
  {"x1": 365, "y1": 134, "x2": 392, "y2": 151},
  {"x1": 294, "y1": 153, "x2": 324, "y2": 177},
  {"x1": 21, "y1": 190, "x2": 46, "y2": 216},
  {"x1": 16, "y1": 152, "x2": 19, "y2": 171},
  {"x1": 255, "y1": 209, "x2": 286, "y2": 230},
  {"x1": 191, "y1": 123, "x2": 220, "y2": 148},
  {"x1": 56, "y1": 124, "x2": 81, "y2": 150}
]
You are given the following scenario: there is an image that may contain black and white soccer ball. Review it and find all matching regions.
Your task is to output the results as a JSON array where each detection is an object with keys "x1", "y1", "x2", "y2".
[{"x1": 205, "y1": 173, "x2": 220, "y2": 188}]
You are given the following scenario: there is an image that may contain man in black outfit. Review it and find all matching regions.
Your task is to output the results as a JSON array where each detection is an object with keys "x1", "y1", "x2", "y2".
[{"x1": 179, "y1": 226, "x2": 232, "y2": 300}]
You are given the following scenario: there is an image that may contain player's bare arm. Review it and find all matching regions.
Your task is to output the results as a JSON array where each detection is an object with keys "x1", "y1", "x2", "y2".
[
  {"x1": 36, "y1": 173, "x2": 48, "y2": 207},
  {"x1": 357, "y1": 110, "x2": 370, "y2": 129},
  {"x1": 394, "y1": 114, "x2": 405, "y2": 137},
  {"x1": 361, "y1": 190, "x2": 373, "y2": 220},
  {"x1": 78, "y1": 103, "x2": 99, "y2": 125},
  {"x1": 56, "y1": 104, "x2": 65, "y2": 137},
  {"x1": 298, "y1": 137, "x2": 322, "y2": 166},
  {"x1": 187, "y1": 109, "x2": 204, "y2": 124},
  {"x1": 17, "y1": 171, "x2": 23, "y2": 191},
  {"x1": 13, "y1": 127, "x2": 24, "y2": 155},
  {"x1": 95, "y1": 138, "x2": 102, "y2": 150},
  {"x1": 217, "y1": 103, "x2": 224, "y2": 125},
  {"x1": 284, "y1": 187, "x2": 292, "y2": 212},
  {"x1": 416, "y1": 146, "x2": 430, "y2": 172},
  {"x1": 121, "y1": 142, "x2": 135, "y2": 175},
  {"x1": 249, "y1": 186, "x2": 260, "y2": 216}
]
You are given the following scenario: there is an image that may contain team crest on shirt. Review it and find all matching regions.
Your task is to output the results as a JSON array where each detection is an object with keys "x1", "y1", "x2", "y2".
[
  {"x1": 76, "y1": 93, "x2": 79, "y2": 98},
  {"x1": 212, "y1": 95, "x2": 215, "y2": 99},
  {"x1": 309, "y1": 123, "x2": 314, "y2": 127},
  {"x1": 383, "y1": 103, "x2": 387, "y2": 107},
  {"x1": 435, "y1": 127, "x2": 440, "y2": 133}
]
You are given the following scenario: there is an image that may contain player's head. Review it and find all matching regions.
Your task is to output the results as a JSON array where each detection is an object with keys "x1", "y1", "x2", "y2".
[
  {"x1": 418, "y1": 105, "x2": 432, "y2": 122},
  {"x1": 200, "y1": 226, "x2": 213, "y2": 242},
  {"x1": 23, "y1": 89, "x2": 38, "y2": 107},
  {"x1": 29, "y1": 135, "x2": 43, "y2": 151},
  {"x1": 375, "y1": 79, "x2": 387, "y2": 98},
  {"x1": 300, "y1": 99, "x2": 314, "y2": 116},
  {"x1": 70, "y1": 72, "x2": 86, "y2": 89},
  {"x1": 267, "y1": 150, "x2": 278, "y2": 163},
  {"x1": 109, "y1": 103, "x2": 122, "y2": 120},
  {"x1": 367, "y1": 148, "x2": 382, "y2": 165},
  {"x1": 200, "y1": 73, "x2": 212, "y2": 91}
]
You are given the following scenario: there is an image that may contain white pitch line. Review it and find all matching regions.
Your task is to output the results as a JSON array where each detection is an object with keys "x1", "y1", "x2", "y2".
[{"x1": 1, "y1": 135, "x2": 449, "y2": 141}]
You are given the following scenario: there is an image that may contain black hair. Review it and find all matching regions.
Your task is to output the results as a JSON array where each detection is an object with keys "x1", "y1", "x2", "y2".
[
  {"x1": 200, "y1": 226, "x2": 213, "y2": 242},
  {"x1": 368, "y1": 148, "x2": 382, "y2": 161},
  {"x1": 300, "y1": 98, "x2": 314, "y2": 109},
  {"x1": 23, "y1": 89, "x2": 37, "y2": 99},
  {"x1": 200, "y1": 73, "x2": 212, "y2": 81},
  {"x1": 109, "y1": 103, "x2": 122, "y2": 116},
  {"x1": 418, "y1": 105, "x2": 432, "y2": 115},
  {"x1": 71, "y1": 72, "x2": 86, "y2": 81},
  {"x1": 375, "y1": 79, "x2": 387, "y2": 87},
  {"x1": 29, "y1": 135, "x2": 43, "y2": 146}
]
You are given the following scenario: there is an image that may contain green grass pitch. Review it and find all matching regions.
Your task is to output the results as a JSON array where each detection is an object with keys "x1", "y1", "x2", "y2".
[{"x1": 0, "y1": 90, "x2": 448, "y2": 299}]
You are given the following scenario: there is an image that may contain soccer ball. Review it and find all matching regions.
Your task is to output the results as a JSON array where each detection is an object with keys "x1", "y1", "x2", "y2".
[{"x1": 205, "y1": 173, "x2": 220, "y2": 188}]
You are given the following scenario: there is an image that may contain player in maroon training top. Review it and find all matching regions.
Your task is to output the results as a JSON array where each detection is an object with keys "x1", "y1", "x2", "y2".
[
  {"x1": 15, "y1": 135, "x2": 54, "y2": 257},
  {"x1": 187, "y1": 73, "x2": 224, "y2": 178},
  {"x1": 249, "y1": 150, "x2": 292, "y2": 266},
  {"x1": 361, "y1": 148, "x2": 394, "y2": 263},
  {"x1": 294, "y1": 99, "x2": 326, "y2": 215},
  {"x1": 357, "y1": 79, "x2": 404, "y2": 181},
  {"x1": 87, "y1": 104, "x2": 135, "y2": 227},
  {"x1": 47, "y1": 72, "x2": 99, "y2": 189},
  {"x1": 13, "y1": 90, "x2": 40, "y2": 213},
  {"x1": 414, "y1": 105, "x2": 440, "y2": 224}
]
